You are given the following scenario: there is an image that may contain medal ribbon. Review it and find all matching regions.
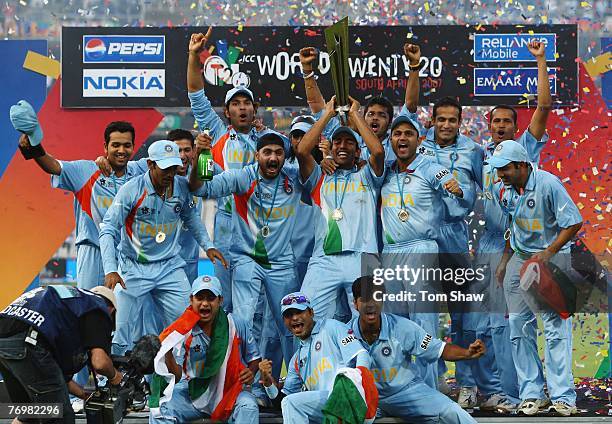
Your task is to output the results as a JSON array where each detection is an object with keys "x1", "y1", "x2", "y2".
[{"x1": 255, "y1": 166, "x2": 281, "y2": 232}]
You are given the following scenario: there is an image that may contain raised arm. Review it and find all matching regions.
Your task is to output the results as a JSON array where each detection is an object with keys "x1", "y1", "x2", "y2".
[
  {"x1": 19, "y1": 134, "x2": 61, "y2": 175},
  {"x1": 297, "y1": 97, "x2": 336, "y2": 181},
  {"x1": 404, "y1": 43, "x2": 421, "y2": 113},
  {"x1": 527, "y1": 40, "x2": 552, "y2": 140},
  {"x1": 300, "y1": 47, "x2": 326, "y2": 113},
  {"x1": 347, "y1": 97, "x2": 384, "y2": 177},
  {"x1": 187, "y1": 28, "x2": 211, "y2": 93}
]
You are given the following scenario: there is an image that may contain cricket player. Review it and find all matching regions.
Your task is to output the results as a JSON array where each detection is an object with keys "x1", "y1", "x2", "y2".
[
  {"x1": 490, "y1": 140, "x2": 582, "y2": 416},
  {"x1": 188, "y1": 29, "x2": 275, "y2": 312},
  {"x1": 149, "y1": 275, "x2": 260, "y2": 424},
  {"x1": 99, "y1": 140, "x2": 224, "y2": 355},
  {"x1": 15, "y1": 117, "x2": 147, "y2": 290},
  {"x1": 258, "y1": 292, "x2": 372, "y2": 423},
  {"x1": 403, "y1": 43, "x2": 483, "y2": 400},
  {"x1": 380, "y1": 114, "x2": 470, "y2": 388},
  {"x1": 466, "y1": 39, "x2": 553, "y2": 411},
  {"x1": 189, "y1": 130, "x2": 301, "y2": 372},
  {"x1": 295, "y1": 96, "x2": 385, "y2": 322},
  {"x1": 350, "y1": 276, "x2": 484, "y2": 423}
]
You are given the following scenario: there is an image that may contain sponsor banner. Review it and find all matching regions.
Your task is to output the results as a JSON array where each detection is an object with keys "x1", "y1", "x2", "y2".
[
  {"x1": 62, "y1": 25, "x2": 577, "y2": 108},
  {"x1": 474, "y1": 33, "x2": 557, "y2": 62},
  {"x1": 82, "y1": 35, "x2": 165, "y2": 63},
  {"x1": 473, "y1": 67, "x2": 557, "y2": 96},
  {"x1": 82, "y1": 69, "x2": 165, "y2": 97}
]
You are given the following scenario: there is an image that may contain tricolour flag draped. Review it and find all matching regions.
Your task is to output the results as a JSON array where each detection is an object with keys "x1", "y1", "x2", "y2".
[
  {"x1": 322, "y1": 366, "x2": 379, "y2": 424},
  {"x1": 149, "y1": 307, "x2": 245, "y2": 421}
]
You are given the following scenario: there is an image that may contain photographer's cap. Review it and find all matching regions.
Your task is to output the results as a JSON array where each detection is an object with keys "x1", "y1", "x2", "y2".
[
  {"x1": 148, "y1": 140, "x2": 182, "y2": 169},
  {"x1": 9, "y1": 100, "x2": 43, "y2": 146},
  {"x1": 191, "y1": 275, "x2": 222, "y2": 297},
  {"x1": 225, "y1": 86, "x2": 254, "y2": 105},
  {"x1": 91, "y1": 286, "x2": 118, "y2": 311},
  {"x1": 486, "y1": 140, "x2": 529, "y2": 169}
]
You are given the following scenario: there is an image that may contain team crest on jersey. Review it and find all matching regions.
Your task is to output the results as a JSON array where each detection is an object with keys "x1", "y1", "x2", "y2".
[
  {"x1": 174, "y1": 204, "x2": 182, "y2": 214},
  {"x1": 193, "y1": 344, "x2": 202, "y2": 353},
  {"x1": 230, "y1": 133, "x2": 237, "y2": 140},
  {"x1": 502, "y1": 198, "x2": 508, "y2": 207},
  {"x1": 284, "y1": 177, "x2": 293, "y2": 194},
  {"x1": 139, "y1": 206, "x2": 151, "y2": 215},
  {"x1": 99, "y1": 178, "x2": 107, "y2": 186},
  {"x1": 404, "y1": 175, "x2": 412, "y2": 185},
  {"x1": 203, "y1": 276, "x2": 211, "y2": 282},
  {"x1": 381, "y1": 346, "x2": 392, "y2": 356},
  {"x1": 527, "y1": 198, "x2": 536, "y2": 209},
  {"x1": 315, "y1": 341, "x2": 322, "y2": 351},
  {"x1": 189, "y1": 198, "x2": 197, "y2": 208},
  {"x1": 495, "y1": 144, "x2": 503, "y2": 152},
  {"x1": 450, "y1": 152, "x2": 459, "y2": 161}
]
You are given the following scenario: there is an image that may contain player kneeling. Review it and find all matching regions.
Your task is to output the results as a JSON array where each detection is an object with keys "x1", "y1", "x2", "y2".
[
  {"x1": 259, "y1": 292, "x2": 378, "y2": 423},
  {"x1": 148, "y1": 276, "x2": 260, "y2": 424},
  {"x1": 350, "y1": 276, "x2": 485, "y2": 423}
]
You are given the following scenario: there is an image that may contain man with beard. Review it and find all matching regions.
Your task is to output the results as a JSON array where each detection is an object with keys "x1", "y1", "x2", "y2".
[
  {"x1": 296, "y1": 96, "x2": 385, "y2": 322},
  {"x1": 350, "y1": 276, "x2": 483, "y2": 423},
  {"x1": 467, "y1": 40, "x2": 552, "y2": 411},
  {"x1": 100, "y1": 140, "x2": 221, "y2": 355},
  {"x1": 258, "y1": 292, "x2": 374, "y2": 423},
  {"x1": 379, "y1": 114, "x2": 469, "y2": 388},
  {"x1": 188, "y1": 29, "x2": 274, "y2": 312},
  {"x1": 149, "y1": 275, "x2": 260, "y2": 424},
  {"x1": 491, "y1": 140, "x2": 582, "y2": 416},
  {"x1": 189, "y1": 130, "x2": 301, "y2": 376}
]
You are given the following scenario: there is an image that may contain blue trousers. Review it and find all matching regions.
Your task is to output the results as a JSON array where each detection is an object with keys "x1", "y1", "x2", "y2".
[
  {"x1": 382, "y1": 239, "x2": 441, "y2": 389},
  {"x1": 504, "y1": 252, "x2": 576, "y2": 404},
  {"x1": 112, "y1": 255, "x2": 190, "y2": 355},
  {"x1": 76, "y1": 243, "x2": 105, "y2": 289},
  {"x1": 214, "y1": 211, "x2": 234, "y2": 312},
  {"x1": 150, "y1": 380, "x2": 259, "y2": 424},
  {"x1": 281, "y1": 390, "x2": 329, "y2": 423},
  {"x1": 379, "y1": 382, "x2": 477, "y2": 423},
  {"x1": 232, "y1": 258, "x2": 298, "y2": 371}
]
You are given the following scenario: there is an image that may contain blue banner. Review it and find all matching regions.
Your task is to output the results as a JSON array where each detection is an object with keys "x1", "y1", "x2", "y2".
[
  {"x1": 83, "y1": 35, "x2": 165, "y2": 63},
  {"x1": 602, "y1": 38, "x2": 611, "y2": 110},
  {"x1": 474, "y1": 67, "x2": 557, "y2": 96},
  {"x1": 474, "y1": 33, "x2": 556, "y2": 62}
]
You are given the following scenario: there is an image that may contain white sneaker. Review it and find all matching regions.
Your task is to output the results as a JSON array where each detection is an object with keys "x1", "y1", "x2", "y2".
[
  {"x1": 71, "y1": 399, "x2": 84, "y2": 414},
  {"x1": 479, "y1": 393, "x2": 517, "y2": 413},
  {"x1": 458, "y1": 386, "x2": 477, "y2": 409},
  {"x1": 552, "y1": 401, "x2": 577, "y2": 416},
  {"x1": 517, "y1": 398, "x2": 551, "y2": 415},
  {"x1": 437, "y1": 376, "x2": 451, "y2": 396}
]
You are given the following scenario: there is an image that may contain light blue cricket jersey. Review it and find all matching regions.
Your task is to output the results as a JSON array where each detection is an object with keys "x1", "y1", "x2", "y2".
[
  {"x1": 99, "y1": 171, "x2": 213, "y2": 274},
  {"x1": 349, "y1": 313, "x2": 445, "y2": 397},
  {"x1": 482, "y1": 130, "x2": 548, "y2": 234},
  {"x1": 493, "y1": 168, "x2": 582, "y2": 254},
  {"x1": 52, "y1": 159, "x2": 148, "y2": 246},
  {"x1": 193, "y1": 163, "x2": 302, "y2": 269},
  {"x1": 381, "y1": 155, "x2": 470, "y2": 246},
  {"x1": 402, "y1": 105, "x2": 482, "y2": 222},
  {"x1": 177, "y1": 170, "x2": 204, "y2": 265},
  {"x1": 282, "y1": 318, "x2": 367, "y2": 394},
  {"x1": 302, "y1": 164, "x2": 384, "y2": 256}
]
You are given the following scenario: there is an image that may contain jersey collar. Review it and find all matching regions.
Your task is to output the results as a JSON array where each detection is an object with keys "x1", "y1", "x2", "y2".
[
  {"x1": 299, "y1": 319, "x2": 323, "y2": 346},
  {"x1": 143, "y1": 170, "x2": 178, "y2": 198},
  {"x1": 350, "y1": 314, "x2": 389, "y2": 343}
]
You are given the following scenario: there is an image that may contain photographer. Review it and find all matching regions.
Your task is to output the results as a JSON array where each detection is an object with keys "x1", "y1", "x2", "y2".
[{"x1": 0, "y1": 285, "x2": 123, "y2": 423}]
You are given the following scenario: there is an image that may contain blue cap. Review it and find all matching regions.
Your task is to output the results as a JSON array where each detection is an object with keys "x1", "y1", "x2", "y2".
[
  {"x1": 280, "y1": 292, "x2": 311, "y2": 315},
  {"x1": 256, "y1": 129, "x2": 290, "y2": 153},
  {"x1": 148, "y1": 140, "x2": 182, "y2": 169},
  {"x1": 9, "y1": 100, "x2": 43, "y2": 146},
  {"x1": 389, "y1": 115, "x2": 420, "y2": 134},
  {"x1": 191, "y1": 275, "x2": 222, "y2": 297},
  {"x1": 290, "y1": 115, "x2": 315, "y2": 135},
  {"x1": 487, "y1": 140, "x2": 529, "y2": 169},
  {"x1": 224, "y1": 86, "x2": 254, "y2": 105},
  {"x1": 331, "y1": 126, "x2": 361, "y2": 144}
]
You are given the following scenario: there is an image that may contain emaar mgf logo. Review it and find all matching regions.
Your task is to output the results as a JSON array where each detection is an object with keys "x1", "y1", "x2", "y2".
[{"x1": 474, "y1": 33, "x2": 556, "y2": 62}]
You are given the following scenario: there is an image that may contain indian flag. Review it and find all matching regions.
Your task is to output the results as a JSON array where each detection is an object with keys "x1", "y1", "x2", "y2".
[
  {"x1": 149, "y1": 307, "x2": 245, "y2": 421},
  {"x1": 322, "y1": 366, "x2": 379, "y2": 424}
]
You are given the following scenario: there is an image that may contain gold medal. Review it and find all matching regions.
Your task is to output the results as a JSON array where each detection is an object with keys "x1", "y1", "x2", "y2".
[
  {"x1": 261, "y1": 225, "x2": 271, "y2": 238},
  {"x1": 332, "y1": 208, "x2": 344, "y2": 221},
  {"x1": 155, "y1": 231, "x2": 166, "y2": 243},
  {"x1": 398, "y1": 209, "x2": 409, "y2": 222}
]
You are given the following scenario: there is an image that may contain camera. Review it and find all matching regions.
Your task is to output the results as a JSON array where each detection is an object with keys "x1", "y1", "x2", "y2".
[{"x1": 84, "y1": 335, "x2": 161, "y2": 423}]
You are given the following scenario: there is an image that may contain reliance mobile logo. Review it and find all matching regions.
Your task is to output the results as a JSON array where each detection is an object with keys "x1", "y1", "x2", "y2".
[
  {"x1": 82, "y1": 35, "x2": 165, "y2": 63},
  {"x1": 83, "y1": 69, "x2": 165, "y2": 97}
]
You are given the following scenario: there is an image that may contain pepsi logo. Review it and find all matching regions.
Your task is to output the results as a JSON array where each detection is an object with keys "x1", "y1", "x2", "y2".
[{"x1": 84, "y1": 38, "x2": 106, "y2": 59}]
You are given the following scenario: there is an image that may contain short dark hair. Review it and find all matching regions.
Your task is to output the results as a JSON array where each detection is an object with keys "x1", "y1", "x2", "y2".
[
  {"x1": 489, "y1": 105, "x2": 518, "y2": 125},
  {"x1": 352, "y1": 276, "x2": 385, "y2": 301},
  {"x1": 432, "y1": 96, "x2": 462, "y2": 121},
  {"x1": 167, "y1": 129, "x2": 195, "y2": 145},
  {"x1": 104, "y1": 121, "x2": 135, "y2": 145},
  {"x1": 364, "y1": 95, "x2": 394, "y2": 123}
]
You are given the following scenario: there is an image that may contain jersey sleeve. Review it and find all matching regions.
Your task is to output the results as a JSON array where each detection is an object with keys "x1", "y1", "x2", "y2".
[
  {"x1": 126, "y1": 158, "x2": 149, "y2": 175},
  {"x1": 179, "y1": 180, "x2": 215, "y2": 251},
  {"x1": 544, "y1": 175, "x2": 583, "y2": 228},
  {"x1": 98, "y1": 184, "x2": 135, "y2": 274},
  {"x1": 398, "y1": 317, "x2": 444, "y2": 363},
  {"x1": 300, "y1": 163, "x2": 323, "y2": 191},
  {"x1": 281, "y1": 352, "x2": 303, "y2": 395},
  {"x1": 330, "y1": 321, "x2": 367, "y2": 365},
  {"x1": 398, "y1": 105, "x2": 427, "y2": 136},
  {"x1": 233, "y1": 317, "x2": 261, "y2": 364},
  {"x1": 192, "y1": 168, "x2": 251, "y2": 199},
  {"x1": 188, "y1": 88, "x2": 227, "y2": 142},
  {"x1": 51, "y1": 160, "x2": 98, "y2": 192},
  {"x1": 518, "y1": 129, "x2": 548, "y2": 164},
  {"x1": 313, "y1": 109, "x2": 341, "y2": 141},
  {"x1": 363, "y1": 162, "x2": 385, "y2": 189}
]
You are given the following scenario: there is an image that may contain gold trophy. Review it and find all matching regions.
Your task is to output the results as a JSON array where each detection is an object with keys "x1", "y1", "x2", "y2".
[{"x1": 324, "y1": 17, "x2": 350, "y2": 124}]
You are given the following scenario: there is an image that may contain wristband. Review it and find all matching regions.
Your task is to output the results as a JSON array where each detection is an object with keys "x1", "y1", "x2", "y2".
[
  {"x1": 302, "y1": 71, "x2": 315, "y2": 79},
  {"x1": 264, "y1": 383, "x2": 279, "y2": 399},
  {"x1": 325, "y1": 155, "x2": 333, "y2": 160},
  {"x1": 18, "y1": 143, "x2": 46, "y2": 160},
  {"x1": 409, "y1": 62, "x2": 423, "y2": 71}
]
